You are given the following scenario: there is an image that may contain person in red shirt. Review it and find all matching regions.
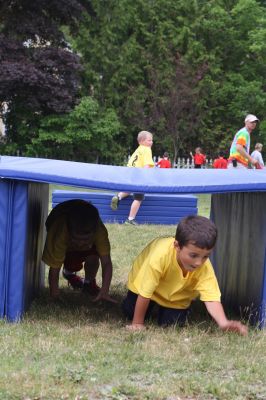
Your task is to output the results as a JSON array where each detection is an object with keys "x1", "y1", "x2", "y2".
[
  {"x1": 213, "y1": 152, "x2": 228, "y2": 169},
  {"x1": 156, "y1": 152, "x2": 171, "y2": 168},
  {"x1": 190, "y1": 147, "x2": 206, "y2": 168}
]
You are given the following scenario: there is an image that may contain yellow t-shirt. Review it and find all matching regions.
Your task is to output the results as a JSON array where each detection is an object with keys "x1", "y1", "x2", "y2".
[
  {"x1": 127, "y1": 145, "x2": 154, "y2": 168},
  {"x1": 42, "y1": 214, "x2": 110, "y2": 269},
  {"x1": 127, "y1": 237, "x2": 221, "y2": 309}
]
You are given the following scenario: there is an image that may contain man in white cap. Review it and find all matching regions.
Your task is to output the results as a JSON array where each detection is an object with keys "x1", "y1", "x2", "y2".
[{"x1": 228, "y1": 114, "x2": 259, "y2": 168}]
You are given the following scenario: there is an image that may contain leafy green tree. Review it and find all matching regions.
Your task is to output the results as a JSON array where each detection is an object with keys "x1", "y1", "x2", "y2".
[
  {"x1": 26, "y1": 97, "x2": 123, "y2": 163},
  {"x1": 72, "y1": 0, "x2": 266, "y2": 160},
  {"x1": 188, "y1": 0, "x2": 266, "y2": 155}
]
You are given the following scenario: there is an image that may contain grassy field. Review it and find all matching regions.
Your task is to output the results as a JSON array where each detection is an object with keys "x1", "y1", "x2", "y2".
[{"x1": 0, "y1": 192, "x2": 265, "y2": 400}]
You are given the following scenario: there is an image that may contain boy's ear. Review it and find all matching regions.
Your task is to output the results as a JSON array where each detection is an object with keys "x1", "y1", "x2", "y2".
[{"x1": 174, "y1": 240, "x2": 181, "y2": 250}]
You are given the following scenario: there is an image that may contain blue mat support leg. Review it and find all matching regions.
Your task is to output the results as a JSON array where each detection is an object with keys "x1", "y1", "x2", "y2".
[{"x1": 0, "y1": 180, "x2": 48, "y2": 321}]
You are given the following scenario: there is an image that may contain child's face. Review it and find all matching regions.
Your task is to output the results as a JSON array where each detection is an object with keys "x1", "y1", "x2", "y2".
[
  {"x1": 140, "y1": 134, "x2": 153, "y2": 148},
  {"x1": 174, "y1": 240, "x2": 212, "y2": 273}
]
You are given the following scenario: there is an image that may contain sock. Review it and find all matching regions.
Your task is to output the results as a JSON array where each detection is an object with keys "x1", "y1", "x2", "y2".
[
  {"x1": 128, "y1": 217, "x2": 134, "y2": 221},
  {"x1": 84, "y1": 278, "x2": 94, "y2": 284},
  {"x1": 63, "y1": 268, "x2": 75, "y2": 276}
]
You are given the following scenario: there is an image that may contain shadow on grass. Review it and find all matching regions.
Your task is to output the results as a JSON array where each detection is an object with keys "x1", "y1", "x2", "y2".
[
  {"x1": 26, "y1": 285, "x2": 236, "y2": 334},
  {"x1": 27, "y1": 284, "x2": 127, "y2": 326}
]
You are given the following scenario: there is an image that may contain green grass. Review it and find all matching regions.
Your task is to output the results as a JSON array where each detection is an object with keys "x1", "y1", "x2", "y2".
[{"x1": 0, "y1": 192, "x2": 265, "y2": 400}]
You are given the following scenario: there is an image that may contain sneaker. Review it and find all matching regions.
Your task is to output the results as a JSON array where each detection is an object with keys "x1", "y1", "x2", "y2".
[
  {"x1": 111, "y1": 195, "x2": 120, "y2": 211},
  {"x1": 124, "y1": 218, "x2": 138, "y2": 226},
  {"x1": 83, "y1": 279, "x2": 101, "y2": 296},
  {"x1": 63, "y1": 272, "x2": 84, "y2": 289}
]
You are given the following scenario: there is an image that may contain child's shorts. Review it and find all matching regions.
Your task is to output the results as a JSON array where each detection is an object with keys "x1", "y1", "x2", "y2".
[
  {"x1": 133, "y1": 193, "x2": 145, "y2": 201},
  {"x1": 122, "y1": 290, "x2": 188, "y2": 327},
  {"x1": 63, "y1": 246, "x2": 99, "y2": 272}
]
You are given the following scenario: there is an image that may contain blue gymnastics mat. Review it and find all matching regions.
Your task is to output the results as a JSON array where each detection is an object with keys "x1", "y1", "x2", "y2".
[
  {"x1": 52, "y1": 191, "x2": 198, "y2": 225},
  {"x1": 0, "y1": 179, "x2": 48, "y2": 321},
  {"x1": 1, "y1": 156, "x2": 266, "y2": 193},
  {"x1": 0, "y1": 156, "x2": 265, "y2": 325}
]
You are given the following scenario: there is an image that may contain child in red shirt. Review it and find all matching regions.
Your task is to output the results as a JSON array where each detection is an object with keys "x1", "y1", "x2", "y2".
[
  {"x1": 190, "y1": 147, "x2": 206, "y2": 168},
  {"x1": 213, "y1": 152, "x2": 228, "y2": 169},
  {"x1": 156, "y1": 152, "x2": 171, "y2": 168}
]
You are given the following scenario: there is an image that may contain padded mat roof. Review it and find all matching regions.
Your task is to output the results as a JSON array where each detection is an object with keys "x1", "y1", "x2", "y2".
[{"x1": 1, "y1": 156, "x2": 266, "y2": 193}]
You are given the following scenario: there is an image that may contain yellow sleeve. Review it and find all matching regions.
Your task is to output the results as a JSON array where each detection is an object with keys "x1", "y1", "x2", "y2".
[
  {"x1": 128, "y1": 243, "x2": 167, "y2": 298},
  {"x1": 94, "y1": 220, "x2": 111, "y2": 256},
  {"x1": 133, "y1": 260, "x2": 163, "y2": 298},
  {"x1": 194, "y1": 260, "x2": 221, "y2": 302},
  {"x1": 42, "y1": 216, "x2": 68, "y2": 268}
]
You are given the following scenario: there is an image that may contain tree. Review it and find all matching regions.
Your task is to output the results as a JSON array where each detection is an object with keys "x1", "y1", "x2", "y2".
[
  {"x1": 73, "y1": 0, "x2": 266, "y2": 159},
  {"x1": 124, "y1": 54, "x2": 206, "y2": 164},
  {"x1": 26, "y1": 97, "x2": 122, "y2": 164},
  {"x1": 0, "y1": 0, "x2": 93, "y2": 152}
]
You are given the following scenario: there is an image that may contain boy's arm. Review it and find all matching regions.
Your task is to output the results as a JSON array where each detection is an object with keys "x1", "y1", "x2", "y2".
[
  {"x1": 204, "y1": 301, "x2": 248, "y2": 335},
  {"x1": 48, "y1": 267, "x2": 61, "y2": 298},
  {"x1": 93, "y1": 254, "x2": 117, "y2": 303},
  {"x1": 127, "y1": 295, "x2": 151, "y2": 331}
]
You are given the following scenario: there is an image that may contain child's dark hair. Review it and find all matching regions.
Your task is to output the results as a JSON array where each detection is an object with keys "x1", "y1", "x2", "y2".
[
  {"x1": 175, "y1": 215, "x2": 217, "y2": 249},
  {"x1": 67, "y1": 201, "x2": 99, "y2": 236}
]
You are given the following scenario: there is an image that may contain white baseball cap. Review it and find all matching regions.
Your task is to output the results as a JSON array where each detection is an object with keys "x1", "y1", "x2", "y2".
[{"x1": 245, "y1": 114, "x2": 259, "y2": 123}]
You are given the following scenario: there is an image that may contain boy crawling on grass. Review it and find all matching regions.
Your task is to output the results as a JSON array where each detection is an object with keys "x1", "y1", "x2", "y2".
[
  {"x1": 122, "y1": 215, "x2": 247, "y2": 335},
  {"x1": 42, "y1": 199, "x2": 115, "y2": 303}
]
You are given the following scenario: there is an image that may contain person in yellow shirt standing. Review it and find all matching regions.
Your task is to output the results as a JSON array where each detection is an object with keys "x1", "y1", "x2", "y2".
[
  {"x1": 110, "y1": 130, "x2": 154, "y2": 225},
  {"x1": 122, "y1": 215, "x2": 247, "y2": 335},
  {"x1": 42, "y1": 199, "x2": 115, "y2": 302}
]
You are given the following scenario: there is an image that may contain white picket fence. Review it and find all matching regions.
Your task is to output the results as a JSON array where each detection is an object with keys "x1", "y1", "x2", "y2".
[{"x1": 155, "y1": 156, "x2": 213, "y2": 169}]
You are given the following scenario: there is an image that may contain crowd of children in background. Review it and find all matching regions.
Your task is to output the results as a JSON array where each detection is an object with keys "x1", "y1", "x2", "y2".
[
  {"x1": 155, "y1": 144, "x2": 264, "y2": 170},
  {"x1": 156, "y1": 114, "x2": 265, "y2": 169}
]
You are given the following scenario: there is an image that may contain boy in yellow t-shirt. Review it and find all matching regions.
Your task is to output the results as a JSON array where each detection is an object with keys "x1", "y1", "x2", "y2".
[
  {"x1": 42, "y1": 199, "x2": 115, "y2": 303},
  {"x1": 122, "y1": 215, "x2": 247, "y2": 335},
  {"x1": 110, "y1": 130, "x2": 154, "y2": 225}
]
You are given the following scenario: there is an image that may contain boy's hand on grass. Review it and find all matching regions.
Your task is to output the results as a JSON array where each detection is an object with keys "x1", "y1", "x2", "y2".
[
  {"x1": 92, "y1": 291, "x2": 118, "y2": 304},
  {"x1": 221, "y1": 320, "x2": 248, "y2": 336},
  {"x1": 126, "y1": 324, "x2": 146, "y2": 331}
]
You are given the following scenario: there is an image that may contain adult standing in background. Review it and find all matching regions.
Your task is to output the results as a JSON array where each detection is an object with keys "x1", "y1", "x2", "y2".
[
  {"x1": 228, "y1": 114, "x2": 259, "y2": 169},
  {"x1": 251, "y1": 143, "x2": 264, "y2": 169}
]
